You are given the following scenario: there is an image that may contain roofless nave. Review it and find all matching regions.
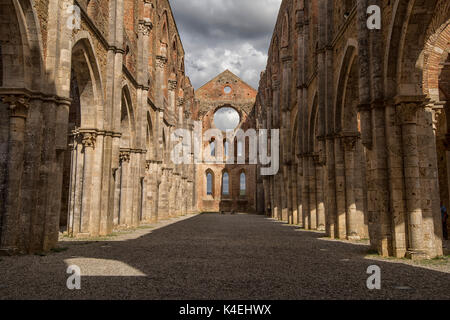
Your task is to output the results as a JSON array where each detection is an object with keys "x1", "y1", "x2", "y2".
[{"x1": 0, "y1": 0, "x2": 449, "y2": 260}]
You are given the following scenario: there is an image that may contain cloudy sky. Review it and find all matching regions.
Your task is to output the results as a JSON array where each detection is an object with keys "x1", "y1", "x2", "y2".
[
  {"x1": 171, "y1": 0, "x2": 282, "y2": 90},
  {"x1": 213, "y1": 107, "x2": 240, "y2": 131}
]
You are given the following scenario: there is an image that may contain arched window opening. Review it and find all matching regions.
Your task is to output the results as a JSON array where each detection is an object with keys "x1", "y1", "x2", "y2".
[
  {"x1": 210, "y1": 139, "x2": 216, "y2": 157},
  {"x1": 237, "y1": 141, "x2": 243, "y2": 157},
  {"x1": 224, "y1": 140, "x2": 229, "y2": 158},
  {"x1": 206, "y1": 172, "x2": 213, "y2": 196},
  {"x1": 222, "y1": 172, "x2": 229, "y2": 196},
  {"x1": 240, "y1": 172, "x2": 246, "y2": 196}
]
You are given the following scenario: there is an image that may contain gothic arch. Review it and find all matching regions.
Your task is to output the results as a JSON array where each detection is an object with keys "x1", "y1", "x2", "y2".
[
  {"x1": 0, "y1": 0, "x2": 44, "y2": 89},
  {"x1": 422, "y1": 13, "x2": 450, "y2": 102},
  {"x1": 334, "y1": 42, "x2": 358, "y2": 134},
  {"x1": 205, "y1": 169, "x2": 215, "y2": 197},
  {"x1": 306, "y1": 93, "x2": 317, "y2": 152},
  {"x1": 159, "y1": 11, "x2": 169, "y2": 57},
  {"x1": 384, "y1": 0, "x2": 445, "y2": 97},
  {"x1": 221, "y1": 170, "x2": 230, "y2": 196},
  {"x1": 146, "y1": 111, "x2": 154, "y2": 159},
  {"x1": 71, "y1": 35, "x2": 105, "y2": 129},
  {"x1": 120, "y1": 84, "x2": 136, "y2": 149}
]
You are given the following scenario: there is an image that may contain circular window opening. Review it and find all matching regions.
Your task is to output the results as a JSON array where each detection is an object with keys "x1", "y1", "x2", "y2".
[
  {"x1": 224, "y1": 86, "x2": 232, "y2": 94},
  {"x1": 214, "y1": 107, "x2": 240, "y2": 131}
]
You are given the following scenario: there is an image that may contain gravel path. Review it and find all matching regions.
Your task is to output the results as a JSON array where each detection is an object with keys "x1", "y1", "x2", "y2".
[{"x1": 0, "y1": 213, "x2": 449, "y2": 300}]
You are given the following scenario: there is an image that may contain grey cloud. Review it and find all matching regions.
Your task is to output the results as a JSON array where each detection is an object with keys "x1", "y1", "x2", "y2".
[
  {"x1": 214, "y1": 107, "x2": 241, "y2": 131},
  {"x1": 171, "y1": 0, "x2": 281, "y2": 89}
]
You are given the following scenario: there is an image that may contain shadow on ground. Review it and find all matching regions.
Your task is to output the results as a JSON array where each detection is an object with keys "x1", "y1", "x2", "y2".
[{"x1": 0, "y1": 213, "x2": 449, "y2": 300}]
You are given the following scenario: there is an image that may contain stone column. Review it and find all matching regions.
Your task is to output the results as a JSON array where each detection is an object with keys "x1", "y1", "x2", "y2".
[
  {"x1": 0, "y1": 95, "x2": 30, "y2": 253},
  {"x1": 168, "y1": 80, "x2": 177, "y2": 125},
  {"x1": 282, "y1": 165, "x2": 290, "y2": 222},
  {"x1": 308, "y1": 156, "x2": 317, "y2": 230},
  {"x1": 158, "y1": 168, "x2": 170, "y2": 219},
  {"x1": 118, "y1": 150, "x2": 131, "y2": 226},
  {"x1": 334, "y1": 135, "x2": 347, "y2": 239},
  {"x1": 113, "y1": 163, "x2": 122, "y2": 226},
  {"x1": 89, "y1": 132, "x2": 104, "y2": 237},
  {"x1": 301, "y1": 156, "x2": 310, "y2": 229},
  {"x1": 314, "y1": 155, "x2": 326, "y2": 231},
  {"x1": 325, "y1": 136, "x2": 337, "y2": 238},
  {"x1": 156, "y1": 56, "x2": 168, "y2": 109},
  {"x1": 396, "y1": 98, "x2": 426, "y2": 259},
  {"x1": 79, "y1": 131, "x2": 97, "y2": 234},
  {"x1": 420, "y1": 105, "x2": 443, "y2": 257},
  {"x1": 291, "y1": 164, "x2": 299, "y2": 225},
  {"x1": 343, "y1": 133, "x2": 361, "y2": 240},
  {"x1": 296, "y1": 161, "x2": 304, "y2": 228}
]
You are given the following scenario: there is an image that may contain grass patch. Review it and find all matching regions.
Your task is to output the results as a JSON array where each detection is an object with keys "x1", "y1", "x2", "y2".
[
  {"x1": 51, "y1": 247, "x2": 68, "y2": 253},
  {"x1": 417, "y1": 255, "x2": 450, "y2": 266},
  {"x1": 137, "y1": 225, "x2": 154, "y2": 230},
  {"x1": 65, "y1": 232, "x2": 121, "y2": 242}
]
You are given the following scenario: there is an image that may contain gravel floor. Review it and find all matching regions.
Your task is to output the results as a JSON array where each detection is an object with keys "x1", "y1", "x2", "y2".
[{"x1": 0, "y1": 213, "x2": 449, "y2": 300}]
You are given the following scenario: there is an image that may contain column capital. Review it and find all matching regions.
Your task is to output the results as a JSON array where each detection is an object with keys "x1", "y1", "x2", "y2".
[
  {"x1": 138, "y1": 20, "x2": 153, "y2": 36},
  {"x1": 119, "y1": 149, "x2": 131, "y2": 164},
  {"x1": 156, "y1": 56, "x2": 168, "y2": 68},
  {"x1": 1, "y1": 94, "x2": 30, "y2": 118},
  {"x1": 80, "y1": 131, "x2": 97, "y2": 149},
  {"x1": 342, "y1": 135, "x2": 360, "y2": 151},
  {"x1": 168, "y1": 80, "x2": 178, "y2": 91},
  {"x1": 145, "y1": 161, "x2": 152, "y2": 172},
  {"x1": 395, "y1": 95, "x2": 429, "y2": 124}
]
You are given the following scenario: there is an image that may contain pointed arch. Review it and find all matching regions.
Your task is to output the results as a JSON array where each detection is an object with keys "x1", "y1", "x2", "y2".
[
  {"x1": 384, "y1": 0, "x2": 444, "y2": 98},
  {"x1": 308, "y1": 93, "x2": 319, "y2": 152},
  {"x1": 0, "y1": 0, "x2": 44, "y2": 90},
  {"x1": 159, "y1": 11, "x2": 169, "y2": 57},
  {"x1": 146, "y1": 111, "x2": 154, "y2": 159},
  {"x1": 240, "y1": 171, "x2": 247, "y2": 196},
  {"x1": 120, "y1": 84, "x2": 136, "y2": 149},
  {"x1": 222, "y1": 170, "x2": 230, "y2": 196},
  {"x1": 71, "y1": 34, "x2": 105, "y2": 129},
  {"x1": 206, "y1": 169, "x2": 215, "y2": 196},
  {"x1": 334, "y1": 42, "x2": 358, "y2": 134}
]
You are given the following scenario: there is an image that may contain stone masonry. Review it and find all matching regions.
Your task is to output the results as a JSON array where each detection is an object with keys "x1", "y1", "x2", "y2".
[
  {"x1": 256, "y1": 0, "x2": 450, "y2": 259},
  {"x1": 194, "y1": 70, "x2": 258, "y2": 214},
  {"x1": 0, "y1": 0, "x2": 449, "y2": 262},
  {"x1": 0, "y1": 0, "x2": 196, "y2": 254}
]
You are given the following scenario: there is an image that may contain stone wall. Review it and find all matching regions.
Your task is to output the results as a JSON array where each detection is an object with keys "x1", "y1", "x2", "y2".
[
  {"x1": 0, "y1": 0, "x2": 196, "y2": 255},
  {"x1": 256, "y1": 0, "x2": 450, "y2": 259},
  {"x1": 195, "y1": 70, "x2": 259, "y2": 213}
]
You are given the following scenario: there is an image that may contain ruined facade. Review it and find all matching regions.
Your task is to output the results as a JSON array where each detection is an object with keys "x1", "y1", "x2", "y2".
[
  {"x1": 256, "y1": 0, "x2": 450, "y2": 258},
  {"x1": 194, "y1": 70, "x2": 259, "y2": 214},
  {"x1": 1, "y1": 0, "x2": 449, "y2": 261},
  {"x1": 0, "y1": 0, "x2": 196, "y2": 254}
]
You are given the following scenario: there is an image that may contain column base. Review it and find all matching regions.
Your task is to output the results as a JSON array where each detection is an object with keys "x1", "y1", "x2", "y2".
[
  {"x1": 0, "y1": 247, "x2": 18, "y2": 256},
  {"x1": 75, "y1": 233, "x2": 91, "y2": 239},
  {"x1": 406, "y1": 250, "x2": 429, "y2": 260},
  {"x1": 347, "y1": 234, "x2": 361, "y2": 241}
]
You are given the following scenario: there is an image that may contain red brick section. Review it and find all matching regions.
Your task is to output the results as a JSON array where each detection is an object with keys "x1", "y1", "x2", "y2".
[{"x1": 194, "y1": 70, "x2": 259, "y2": 213}]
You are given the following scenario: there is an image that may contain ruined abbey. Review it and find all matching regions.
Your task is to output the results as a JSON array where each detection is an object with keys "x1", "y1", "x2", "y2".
[
  {"x1": 0, "y1": 0, "x2": 449, "y2": 263},
  {"x1": 256, "y1": 0, "x2": 450, "y2": 259}
]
